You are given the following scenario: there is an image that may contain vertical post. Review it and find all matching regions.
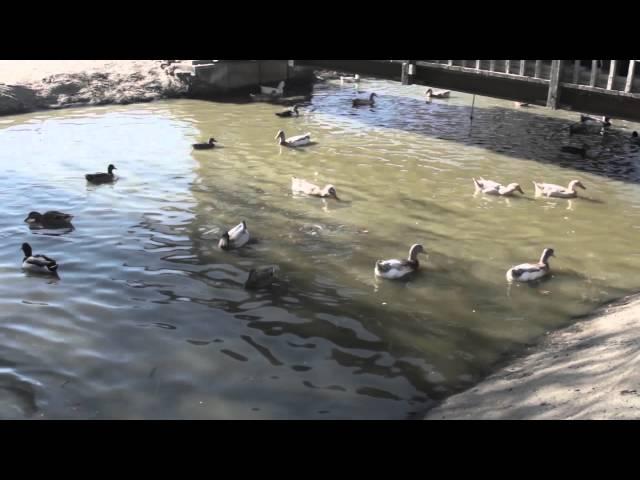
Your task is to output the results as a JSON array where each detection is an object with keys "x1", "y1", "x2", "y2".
[
  {"x1": 606, "y1": 60, "x2": 618, "y2": 90},
  {"x1": 505, "y1": 60, "x2": 511, "y2": 74},
  {"x1": 625, "y1": 60, "x2": 636, "y2": 93},
  {"x1": 534, "y1": 60, "x2": 542, "y2": 78},
  {"x1": 572, "y1": 60, "x2": 580, "y2": 84},
  {"x1": 475, "y1": 60, "x2": 481, "y2": 70},
  {"x1": 590, "y1": 60, "x2": 598, "y2": 87},
  {"x1": 546, "y1": 60, "x2": 562, "y2": 109},
  {"x1": 401, "y1": 60, "x2": 416, "y2": 85},
  {"x1": 489, "y1": 60, "x2": 495, "y2": 72},
  {"x1": 448, "y1": 60, "x2": 453, "y2": 66},
  {"x1": 519, "y1": 60, "x2": 526, "y2": 76}
]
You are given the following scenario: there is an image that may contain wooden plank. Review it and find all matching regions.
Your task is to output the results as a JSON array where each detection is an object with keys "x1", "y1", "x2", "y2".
[
  {"x1": 573, "y1": 60, "x2": 580, "y2": 84},
  {"x1": 519, "y1": 60, "x2": 526, "y2": 76},
  {"x1": 546, "y1": 60, "x2": 562, "y2": 109},
  {"x1": 534, "y1": 60, "x2": 542, "y2": 78},
  {"x1": 625, "y1": 60, "x2": 636, "y2": 93},
  {"x1": 607, "y1": 60, "x2": 618, "y2": 90},
  {"x1": 590, "y1": 60, "x2": 598, "y2": 87},
  {"x1": 505, "y1": 60, "x2": 511, "y2": 74},
  {"x1": 489, "y1": 60, "x2": 495, "y2": 72}
]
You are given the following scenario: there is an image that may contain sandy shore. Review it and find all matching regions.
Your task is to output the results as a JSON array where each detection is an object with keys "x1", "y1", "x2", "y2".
[
  {"x1": 0, "y1": 60, "x2": 189, "y2": 116},
  {"x1": 425, "y1": 294, "x2": 640, "y2": 420}
]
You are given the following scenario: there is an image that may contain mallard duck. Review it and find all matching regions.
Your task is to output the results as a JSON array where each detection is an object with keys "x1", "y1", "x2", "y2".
[
  {"x1": 533, "y1": 180, "x2": 586, "y2": 198},
  {"x1": 633, "y1": 131, "x2": 638, "y2": 138},
  {"x1": 340, "y1": 74, "x2": 360, "y2": 84},
  {"x1": 632, "y1": 131, "x2": 639, "y2": 143},
  {"x1": 560, "y1": 145, "x2": 587, "y2": 158},
  {"x1": 473, "y1": 178, "x2": 525, "y2": 196},
  {"x1": 374, "y1": 244, "x2": 425, "y2": 280},
  {"x1": 291, "y1": 177, "x2": 340, "y2": 199},
  {"x1": 192, "y1": 138, "x2": 217, "y2": 150},
  {"x1": 275, "y1": 130, "x2": 312, "y2": 147},
  {"x1": 21, "y1": 242, "x2": 58, "y2": 274},
  {"x1": 425, "y1": 88, "x2": 450, "y2": 99},
  {"x1": 580, "y1": 114, "x2": 611, "y2": 127},
  {"x1": 514, "y1": 102, "x2": 530, "y2": 108},
  {"x1": 218, "y1": 221, "x2": 250, "y2": 250},
  {"x1": 85, "y1": 164, "x2": 117, "y2": 184},
  {"x1": 352, "y1": 93, "x2": 377, "y2": 107},
  {"x1": 24, "y1": 211, "x2": 74, "y2": 229},
  {"x1": 275, "y1": 105, "x2": 300, "y2": 118},
  {"x1": 244, "y1": 266, "x2": 279, "y2": 290},
  {"x1": 260, "y1": 80, "x2": 285, "y2": 96},
  {"x1": 506, "y1": 248, "x2": 554, "y2": 282}
]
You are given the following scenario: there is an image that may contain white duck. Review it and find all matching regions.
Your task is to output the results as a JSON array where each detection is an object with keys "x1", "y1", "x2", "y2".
[
  {"x1": 533, "y1": 180, "x2": 586, "y2": 198},
  {"x1": 218, "y1": 221, "x2": 250, "y2": 250},
  {"x1": 260, "y1": 80, "x2": 285, "y2": 96},
  {"x1": 580, "y1": 114, "x2": 611, "y2": 127},
  {"x1": 21, "y1": 242, "x2": 58, "y2": 274},
  {"x1": 340, "y1": 74, "x2": 360, "y2": 84},
  {"x1": 275, "y1": 130, "x2": 312, "y2": 147},
  {"x1": 291, "y1": 177, "x2": 340, "y2": 200},
  {"x1": 425, "y1": 88, "x2": 450, "y2": 99},
  {"x1": 506, "y1": 248, "x2": 555, "y2": 282},
  {"x1": 374, "y1": 244, "x2": 425, "y2": 280},
  {"x1": 473, "y1": 178, "x2": 525, "y2": 196}
]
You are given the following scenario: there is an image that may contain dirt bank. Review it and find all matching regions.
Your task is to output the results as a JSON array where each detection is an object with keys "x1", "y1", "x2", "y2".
[
  {"x1": 425, "y1": 294, "x2": 640, "y2": 420},
  {"x1": 0, "y1": 60, "x2": 189, "y2": 116}
]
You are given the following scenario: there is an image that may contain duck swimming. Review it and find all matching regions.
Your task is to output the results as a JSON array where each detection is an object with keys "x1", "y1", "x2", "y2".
[
  {"x1": 352, "y1": 93, "x2": 377, "y2": 107},
  {"x1": 506, "y1": 248, "x2": 554, "y2": 282},
  {"x1": 291, "y1": 177, "x2": 340, "y2": 199},
  {"x1": 192, "y1": 138, "x2": 217, "y2": 150},
  {"x1": 275, "y1": 105, "x2": 300, "y2": 118},
  {"x1": 21, "y1": 242, "x2": 58, "y2": 274},
  {"x1": 560, "y1": 145, "x2": 588, "y2": 158},
  {"x1": 24, "y1": 211, "x2": 74, "y2": 229},
  {"x1": 275, "y1": 130, "x2": 312, "y2": 147},
  {"x1": 425, "y1": 88, "x2": 450, "y2": 99},
  {"x1": 218, "y1": 221, "x2": 250, "y2": 250},
  {"x1": 473, "y1": 178, "x2": 525, "y2": 196},
  {"x1": 85, "y1": 164, "x2": 117, "y2": 184},
  {"x1": 244, "y1": 266, "x2": 279, "y2": 290},
  {"x1": 375, "y1": 244, "x2": 425, "y2": 280},
  {"x1": 533, "y1": 180, "x2": 586, "y2": 198}
]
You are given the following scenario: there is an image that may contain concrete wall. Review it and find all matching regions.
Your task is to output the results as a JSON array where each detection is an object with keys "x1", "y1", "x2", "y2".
[{"x1": 191, "y1": 60, "x2": 293, "y2": 95}]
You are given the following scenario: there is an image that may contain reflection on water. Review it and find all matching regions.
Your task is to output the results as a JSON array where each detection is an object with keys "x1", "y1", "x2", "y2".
[{"x1": 1, "y1": 78, "x2": 640, "y2": 419}]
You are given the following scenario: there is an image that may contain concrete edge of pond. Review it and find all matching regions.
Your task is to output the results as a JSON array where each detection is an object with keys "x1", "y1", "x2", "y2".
[{"x1": 424, "y1": 292, "x2": 640, "y2": 420}]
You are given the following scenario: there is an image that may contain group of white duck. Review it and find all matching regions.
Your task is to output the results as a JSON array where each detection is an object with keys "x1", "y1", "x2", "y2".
[{"x1": 22, "y1": 77, "x2": 630, "y2": 290}]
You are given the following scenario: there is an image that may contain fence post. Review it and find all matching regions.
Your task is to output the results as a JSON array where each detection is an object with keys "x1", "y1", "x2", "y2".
[{"x1": 546, "y1": 60, "x2": 562, "y2": 109}]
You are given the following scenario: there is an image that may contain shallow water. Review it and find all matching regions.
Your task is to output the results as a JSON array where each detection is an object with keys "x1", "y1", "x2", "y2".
[{"x1": 1, "y1": 78, "x2": 640, "y2": 419}]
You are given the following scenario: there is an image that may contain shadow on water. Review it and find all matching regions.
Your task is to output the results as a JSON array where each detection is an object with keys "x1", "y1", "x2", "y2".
[
  {"x1": 124, "y1": 173, "x2": 633, "y2": 418},
  {"x1": 310, "y1": 82, "x2": 640, "y2": 185}
]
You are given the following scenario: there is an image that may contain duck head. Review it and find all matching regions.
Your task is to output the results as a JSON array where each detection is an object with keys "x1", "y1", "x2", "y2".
[
  {"x1": 370, "y1": 92, "x2": 377, "y2": 101},
  {"x1": 218, "y1": 232, "x2": 230, "y2": 249},
  {"x1": 24, "y1": 211, "x2": 43, "y2": 223},
  {"x1": 506, "y1": 183, "x2": 525, "y2": 194},
  {"x1": 275, "y1": 130, "x2": 286, "y2": 144},
  {"x1": 540, "y1": 248, "x2": 555, "y2": 264},
  {"x1": 408, "y1": 243, "x2": 425, "y2": 260},
  {"x1": 322, "y1": 185, "x2": 340, "y2": 200},
  {"x1": 108, "y1": 164, "x2": 117, "y2": 174},
  {"x1": 208, "y1": 137, "x2": 217, "y2": 144},
  {"x1": 21, "y1": 242, "x2": 32, "y2": 257},
  {"x1": 633, "y1": 131, "x2": 638, "y2": 138},
  {"x1": 569, "y1": 180, "x2": 586, "y2": 190}
]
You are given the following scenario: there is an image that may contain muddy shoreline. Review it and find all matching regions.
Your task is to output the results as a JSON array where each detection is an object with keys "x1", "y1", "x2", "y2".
[
  {"x1": 424, "y1": 293, "x2": 640, "y2": 420},
  {"x1": 0, "y1": 61, "x2": 189, "y2": 116}
]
